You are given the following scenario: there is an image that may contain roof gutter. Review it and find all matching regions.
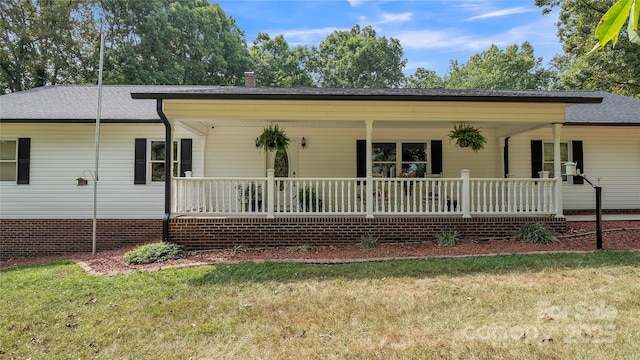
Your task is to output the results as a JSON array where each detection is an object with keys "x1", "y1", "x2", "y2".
[
  {"x1": 132, "y1": 92, "x2": 603, "y2": 104},
  {"x1": 156, "y1": 99, "x2": 171, "y2": 242}
]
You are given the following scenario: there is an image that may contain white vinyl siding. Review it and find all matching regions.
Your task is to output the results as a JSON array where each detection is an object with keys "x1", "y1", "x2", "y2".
[
  {"x1": 0, "y1": 123, "x2": 200, "y2": 219},
  {"x1": 509, "y1": 126, "x2": 640, "y2": 210}
]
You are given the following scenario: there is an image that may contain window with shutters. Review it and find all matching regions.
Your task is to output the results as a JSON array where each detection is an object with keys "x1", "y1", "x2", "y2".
[
  {"x1": 0, "y1": 140, "x2": 17, "y2": 181},
  {"x1": 135, "y1": 138, "x2": 191, "y2": 185},
  {"x1": 543, "y1": 142, "x2": 570, "y2": 182},
  {"x1": 150, "y1": 140, "x2": 179, "y2": 182},
  {"x1": 372, "y1": 142, "x2": 428, "y2": 178}
]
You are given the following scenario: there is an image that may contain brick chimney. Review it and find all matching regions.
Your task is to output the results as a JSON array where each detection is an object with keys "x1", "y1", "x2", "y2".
[{"x1": 244, "y1": 71, "x2": 256, "y2": 87}]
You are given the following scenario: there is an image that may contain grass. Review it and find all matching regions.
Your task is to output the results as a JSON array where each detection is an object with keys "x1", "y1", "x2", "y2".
[{"x1": 2, "y1": 251, "x2": 640, "y2": 359}]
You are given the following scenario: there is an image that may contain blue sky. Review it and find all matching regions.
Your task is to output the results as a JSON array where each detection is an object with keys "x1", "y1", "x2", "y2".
[{"x1": 215, "y1": 0, "x2": 562, "y2": 76}]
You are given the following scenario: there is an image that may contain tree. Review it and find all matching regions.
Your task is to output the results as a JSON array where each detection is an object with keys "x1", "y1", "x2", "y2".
[
  {"x1": 249, "y1": 33, "x2": 313, "y2": 87},
  {"x1": 0, "y1": 0, "x2": 98, "y2": 94},
  {"x1": 100, "y1": 0, "x2": 251, "y2": 85},
  {"x1": 443, "y1": 42, "x2": 553, "y2": 90},
  {"x1": 404, "y1": 68, "x2": 445, "y2": 89},
  {"x1": 309, "y1": 25, "x2": 407, "y2": 88},
  {"x1": 537, "y1": 0, "x2": 640, "y2": 97}
]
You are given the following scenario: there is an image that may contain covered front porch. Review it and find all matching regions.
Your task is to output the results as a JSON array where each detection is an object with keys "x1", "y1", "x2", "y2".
[{"x1": 131, "y1": 87, "x2": 601, "y2": 241}]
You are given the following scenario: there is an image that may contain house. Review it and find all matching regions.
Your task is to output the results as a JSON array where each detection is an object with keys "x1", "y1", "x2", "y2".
[{"x1": 1, "y1": 83, "x2": 639, "y2": 259}]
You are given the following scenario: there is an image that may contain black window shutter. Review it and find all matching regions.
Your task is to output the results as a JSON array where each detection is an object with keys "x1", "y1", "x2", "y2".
[
  {"x1": 134, "y1": 138, "x2": 147, "y2": 184},
  {"x1": 531, "y1": 140, "x2": 543, "y2": 178},
  {"x1": 430, "y1": 140, "x2": 443, "y2": 175},
  {"x1": 356, "y1": 140, "x2": 366, "y2": 178},
  {"x1": 17, "y1": 138, "x2": 30, "y2": 184},
  {"x1": 180, "y1": 138, "x2": 193, "y2": 177},
  {"x1": 572, "y1": 140, "x2": 584, "y2": 184}
]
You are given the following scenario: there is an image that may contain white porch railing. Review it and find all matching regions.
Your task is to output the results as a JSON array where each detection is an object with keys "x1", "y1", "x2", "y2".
[
  {"x1": 172, "y1": 170, "x2": 558, "y2": 217},
  {"x1": 470, "y1": 178, "x2": 556, "y2": 215}
]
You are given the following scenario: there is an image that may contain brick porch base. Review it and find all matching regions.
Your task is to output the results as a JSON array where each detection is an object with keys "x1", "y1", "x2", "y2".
[{"x1": 169, "y1": 216, "x2": 568, "y2": 250}]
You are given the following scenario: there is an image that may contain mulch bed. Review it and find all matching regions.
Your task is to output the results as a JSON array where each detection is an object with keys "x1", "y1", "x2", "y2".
[{"x1": 2, "y1": 221, "x2": 639, "y2": 276}]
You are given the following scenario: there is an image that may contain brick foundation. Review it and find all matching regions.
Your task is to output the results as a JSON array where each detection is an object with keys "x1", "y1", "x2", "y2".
[
  {"x1": 0, "y1": 219, "x2": 162, "y2": 260},
  {"x1": 169, "y1": 216, "x2": 568, "y2": 250}
]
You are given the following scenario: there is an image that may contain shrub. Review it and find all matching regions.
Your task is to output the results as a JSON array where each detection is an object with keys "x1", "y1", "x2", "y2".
[
  {"x1": 124, "y1": 242, "x2": 185, "y2": 265},
  {"x1": 514, "y1": 223, "x2": 559, "y2": 244},
  {"x1": 358, "y1": 234, "x2": 379, "y2": 249},
  {"x1": 436, "y1": 231, "x2": 459, "y2": 246}
]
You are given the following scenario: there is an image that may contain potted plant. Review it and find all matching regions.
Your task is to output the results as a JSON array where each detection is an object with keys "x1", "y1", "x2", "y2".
[
  {"x1": 240, "y1": 182, "x2": 263, "y2": 212},
  {"x1": 256, "y1": 124, "x2": 290, "y2": 169},
  {"x1": 448, "y1": 123, "x2": 487, "y2": 152},
  {"x1": 298, "y1": 186, "x2": 321, "y2": 212}
]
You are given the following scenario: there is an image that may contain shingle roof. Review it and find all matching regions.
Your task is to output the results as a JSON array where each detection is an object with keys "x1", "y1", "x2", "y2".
[
  {"x1": 1, "y1": 85, "x2": 638, "y2": 125},
  {"x1": 0, "y1": 85, "x2": 208, "y2": 122},
  {"x1": 565, "y1": 91, "x2": 640, "y2": 125}
]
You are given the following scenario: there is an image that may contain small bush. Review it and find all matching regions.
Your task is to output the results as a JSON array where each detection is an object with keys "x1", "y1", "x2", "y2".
[
  {"x1": 514, "y1": 223, "x2": 559, "y2": 244},
  {"x1": 124, "y1": 242, "x2": 185, "y2": 265},
  {"x1": 436, "y1": 231, "x2": 459, "y2": 246},
  {"x1": 358, "y1": 234, "x2": 379, "y2": 249}
]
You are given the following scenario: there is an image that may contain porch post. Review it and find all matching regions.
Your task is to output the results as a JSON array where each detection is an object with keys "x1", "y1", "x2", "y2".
[
  {"x1": 553, "y1": 123, "x2": 564, "y2": 218},
  {"x1": 461, "y1": 169, "x2": 471, "y2": 218},
  {"x1": 365, "y1": 120, "x2": 374, "y2": 218},
  {"x1": 267, "y1": 169, "x2": 275, "y2": 218}
]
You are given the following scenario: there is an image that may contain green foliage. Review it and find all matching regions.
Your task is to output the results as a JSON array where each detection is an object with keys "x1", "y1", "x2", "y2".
[
  {"x1": 101, "y1": 0, "x2": 250, "y2": 86},
  {"x1": 448, "y1": 123, "x2": 487, "y2": 152},
  {"x1": 0, "y1": 0, "x2": 98, "y2": 94},
  {"x1": 358, "y1": 233, "x2": 379, "y2": 249},
  {"x1": 257, "y1": 124, "x2": 290, "y2": 153},
  {"x1": 513, "y1": 223, "x2": 559, "y2": 244},
  {"x1": 436, "y1": 231, "x2": 459, "y2": 246},
  {"x1": 589, "y1": 0, "x2": 639, "y2": 52},
  {"x1": 537, "y1": 0, "x2": 640, "y2": 97},
  {"x1": 123, "y1": 242, "x2": 185, "y2": 265},
  {"x1": 249, "y1": 33, "x2": 313, "y2": 87},
  {"x1": 404, "y1": 68, "x2": 445, "y2": 88},
  {"x1": 309, "y1": 25, "x2": 407, "y2": 88},
  {"x1": 444, "y1": 42, "x2": 553, "y2": 90},
  {"x1": 298, "y1": 186, "x2": 320, "y2": 212}
]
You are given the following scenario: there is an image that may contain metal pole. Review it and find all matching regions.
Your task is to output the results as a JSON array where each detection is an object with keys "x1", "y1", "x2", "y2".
[
  {"x1": 93, "y1": 32, "x2": 105, "y2": 255},
  {"x1": 595, "y1": 186, "x2": 603, "y2": 250}
]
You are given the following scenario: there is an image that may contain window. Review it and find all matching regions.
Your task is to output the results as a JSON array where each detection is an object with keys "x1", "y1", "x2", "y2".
[
  {"x1": 135, "y1": 138, "x2": 192, "y2": 184},
  {"x1": 0, "y1": 140, "x2": 17, "y2": 181},
  {"x1": 150, "y1": 140, "x2": 179, "y2": 182},
  {"x1": 543, "y1": 142, "x2": 568, "y2": 181},
  {"x1": 372, "y1": 142, "x2": 427, "y2": 178}
]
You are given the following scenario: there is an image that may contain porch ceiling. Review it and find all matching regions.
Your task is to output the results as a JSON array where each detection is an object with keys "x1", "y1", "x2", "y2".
[{"x1": 163, "y1": 99, "x2": 570, "y2": 125}]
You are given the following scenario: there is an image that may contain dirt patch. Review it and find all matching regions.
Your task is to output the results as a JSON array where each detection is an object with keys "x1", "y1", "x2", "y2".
[{"x1": 2, "y1": 221, "x2": 639, "y2": 275}]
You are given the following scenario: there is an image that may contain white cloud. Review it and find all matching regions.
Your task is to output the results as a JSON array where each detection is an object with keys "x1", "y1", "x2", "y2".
[
  {"x1": 466, "y1": 7, "x2": 533, "y2": 21},
  {"x1": 278, "y1": 27, "x2": 345, "y2": 46},
  {"x1": 376, "y1": 12, "x2": 413, "y2": 24},
  {"x1": 347, "y1": 0, "x2": 366, "y2": 6},
  {"x1": 393, "y1": 29, "x2": 487, "y2": 51}
]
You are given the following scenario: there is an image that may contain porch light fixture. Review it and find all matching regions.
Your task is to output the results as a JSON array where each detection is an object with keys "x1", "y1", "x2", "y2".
[
  {"x1": 565, "y1": 161, "x2": 603, "y2": 250},
  {"x1": 255, "y1": 137, "x2": 260, "y2": 149},
  {"x1": 301, "y1": 137, "x2": 307, "y2": 148}
]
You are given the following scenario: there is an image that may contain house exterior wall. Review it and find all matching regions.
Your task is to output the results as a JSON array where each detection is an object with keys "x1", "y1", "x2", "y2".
[
  {"x1": 509, "y1": 126, "x2": 640, "y2": 210},
  {"x1": 0, "y1": 123, "x2": 201, "y2": 219},
  {"x1": 203, "y1": 125, "x2": 503, "y2": 178}
]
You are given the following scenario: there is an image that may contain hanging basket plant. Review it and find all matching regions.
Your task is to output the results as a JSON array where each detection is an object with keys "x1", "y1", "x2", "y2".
[
  {"x1": 257, "y1": 124, "x2": 290, "y2": 153},
  {"x1": 448, "y1": 123, "x2": 487, "y2": 152}
]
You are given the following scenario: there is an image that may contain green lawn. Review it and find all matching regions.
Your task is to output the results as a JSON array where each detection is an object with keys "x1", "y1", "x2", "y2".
[{"x1": 2, "y1": 251, "x2": 640, "y2": 359}]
